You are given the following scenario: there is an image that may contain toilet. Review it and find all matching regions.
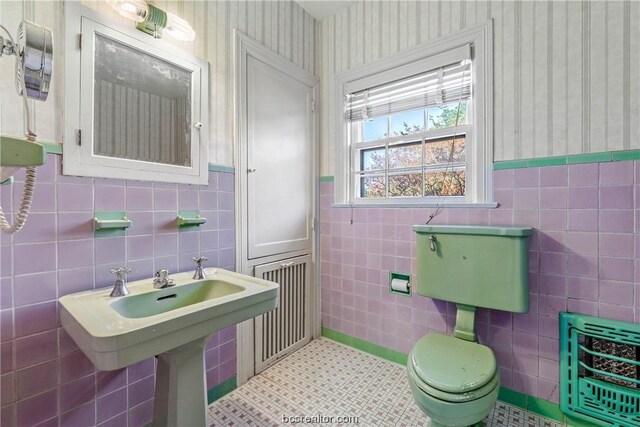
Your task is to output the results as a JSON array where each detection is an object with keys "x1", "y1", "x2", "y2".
[{"x1": 409, "y1": 225, "x2": 532, "y2": 427}]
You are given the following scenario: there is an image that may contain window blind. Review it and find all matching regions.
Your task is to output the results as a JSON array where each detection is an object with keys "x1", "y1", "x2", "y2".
[{"x1": 345, "y1": 60, "x2": 471, "y2": 122}]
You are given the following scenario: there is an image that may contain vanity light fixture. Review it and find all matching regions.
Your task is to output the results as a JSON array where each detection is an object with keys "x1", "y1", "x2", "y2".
[{"x1": 106, "y1": 0, "x2": 196, "y2": 42}]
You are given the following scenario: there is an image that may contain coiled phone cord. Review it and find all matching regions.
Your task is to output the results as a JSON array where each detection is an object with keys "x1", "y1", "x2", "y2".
[{"x1": 0, "y1": 77, "x2": 38, "y2": 234}]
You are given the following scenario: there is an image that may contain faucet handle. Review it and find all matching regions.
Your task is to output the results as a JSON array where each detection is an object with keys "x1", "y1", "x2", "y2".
[
  {"x1": 192, "y1": 256, "x2": 208, "y2": 266},
  {"x1": 192, "y1": 256, "x2": 208, "y2": 280},
  {"x1": 156, "y1": 269, "x2": 170, "y2": 279},
  {"x1": 109, "y1": 267, "x2": 131, "y2": 297},
  {"x1": 110, "y1": 267, "x2": 132, "y2": 280}
]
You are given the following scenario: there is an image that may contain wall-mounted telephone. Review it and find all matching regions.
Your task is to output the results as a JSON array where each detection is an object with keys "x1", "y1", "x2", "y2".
[{"x1": 0, "y1": 20, "x2": 53, "y2": 234}]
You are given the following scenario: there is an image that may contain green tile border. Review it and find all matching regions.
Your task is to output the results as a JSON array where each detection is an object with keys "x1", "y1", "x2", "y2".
[
  {"x1": 494, "y1": 149, "x2": 640, "y2": 170},
  {"x1": 493, "y1": 159, "x2": 529, "y2": 170},
  {"x1": 319, "y1": 176, "x2": 335, "y2": 182},
  {"x1": 208, "y1": 163, "x2": 235, "y2": 174},
  {"x1": 611, "y1": 150, "x2": 640, "y2": 161},
  {"x1": 565, "y1": 152, "x2": 612, "y2": 164},
  {"x1": 41, "y1": 141, "x2": 63, "y2": 155},
  {"x1": 321, "y1": 327, "x2": 407, "y2": 365},
  {"x1": 322, "y1": 327, "x2": 567, "y2": 424},
  {"x1": 207, "y1": 375, "x2": 237, "y2": 404},
  {"x1": 527, "y1": 156, "x2": 567, "y2": 168}
]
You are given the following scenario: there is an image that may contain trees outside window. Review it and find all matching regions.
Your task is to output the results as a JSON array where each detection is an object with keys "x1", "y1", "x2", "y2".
[{"x1": 356, "y1": 103, "x2": 467, "y2": 198}]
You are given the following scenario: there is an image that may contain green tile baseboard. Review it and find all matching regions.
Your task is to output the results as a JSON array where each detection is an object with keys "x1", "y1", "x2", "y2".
[
  {"x1": 321, "y1": 327, "x2": 407, "y2": 365},
  {"x1": 494, "y1": 149, "x2": 640, "y2": 170},
  {"x1": 321, "y1": 327, "x2": 567, "y2": 424},
  {"x1": 207, "y1": 375, "x2": 237, "y2": 404}
]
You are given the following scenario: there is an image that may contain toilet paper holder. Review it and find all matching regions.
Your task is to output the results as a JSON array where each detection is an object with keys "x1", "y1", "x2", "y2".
[{"x1": 389, "y1": 272, "x2": 411, "y2": 296}]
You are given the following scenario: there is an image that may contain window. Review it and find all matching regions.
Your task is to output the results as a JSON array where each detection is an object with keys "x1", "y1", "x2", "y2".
[
  {"x1": 350, "y1": 61, "x2": 471, "y2": 199},
  {"x1": 334, "y1": 21, "x2": 493, "y2": 206}
]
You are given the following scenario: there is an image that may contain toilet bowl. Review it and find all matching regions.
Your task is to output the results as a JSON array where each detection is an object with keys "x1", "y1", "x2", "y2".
[
  {"x1": 410, "y1": 225, "x2": 532, "y2": 427},
  {"x1": 407, "y1": 333, "x2": 500, "y2": 427}
]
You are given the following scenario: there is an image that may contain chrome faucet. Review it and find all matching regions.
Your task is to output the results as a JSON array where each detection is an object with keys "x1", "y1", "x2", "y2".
[
  {"x1": 153, "y1": 269, "x2": 176, "y2": 289},
  {"x1": 192, "y1": 256, "x2": 208, "y2": 280},
  {"x1": 109, "y1": 267, "x2": 132, "y2": 297}
]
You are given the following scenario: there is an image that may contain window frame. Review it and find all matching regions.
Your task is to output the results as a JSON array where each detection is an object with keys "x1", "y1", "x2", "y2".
[{"x1": 333, "y1": 20, "x2": 494, "y2": 207}]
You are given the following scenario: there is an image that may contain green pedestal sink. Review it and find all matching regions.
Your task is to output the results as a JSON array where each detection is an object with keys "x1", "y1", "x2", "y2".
[{"x1": 58, "y1": 268, "x2": 279, "y2": 427}]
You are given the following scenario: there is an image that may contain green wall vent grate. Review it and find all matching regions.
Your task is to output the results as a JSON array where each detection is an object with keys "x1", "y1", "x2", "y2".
[{"x1": 560, "y1": 312, "x2": 640, "y2": 426}]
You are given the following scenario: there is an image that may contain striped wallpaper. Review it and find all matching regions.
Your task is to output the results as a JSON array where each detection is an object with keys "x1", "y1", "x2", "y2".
[
  {"x1": 3, "y1": 1, "x2": 638, "y2": 174},
  {"x1": 0, "y1": 0, "x2": 318, "y2": 167},
  {"x1": 317, "y1": 0, "x2": 640, "y2": 176}
]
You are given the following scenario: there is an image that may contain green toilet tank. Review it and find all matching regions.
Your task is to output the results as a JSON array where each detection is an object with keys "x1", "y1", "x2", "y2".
[{"x1": 413, "y1": 225, "x2": 532, "y2": 313}]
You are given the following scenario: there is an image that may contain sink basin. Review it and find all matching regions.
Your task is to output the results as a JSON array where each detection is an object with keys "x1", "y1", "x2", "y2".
[
  {"x1": 59, "y1": 268, "x2": 279, "y2": 426},
  {"x1": 111, "y1": 280, "x2": 245, "y2": 319},
  {"x1": 59, "y1": 268, "x2": 278, "y2": 370}
]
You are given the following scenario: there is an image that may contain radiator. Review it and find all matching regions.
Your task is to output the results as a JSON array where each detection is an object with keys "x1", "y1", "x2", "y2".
[
  {"x1": 254, "y1": 255, "x2": 311, "y2": 372},
  {"x1": 560, "y1": 312, "x2": 640, "y2": 426}
]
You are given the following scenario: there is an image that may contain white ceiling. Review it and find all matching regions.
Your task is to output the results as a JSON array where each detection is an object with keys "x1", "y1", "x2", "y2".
[{"x1": 295, "y1": 0, "x2": 357, "y2": 21}]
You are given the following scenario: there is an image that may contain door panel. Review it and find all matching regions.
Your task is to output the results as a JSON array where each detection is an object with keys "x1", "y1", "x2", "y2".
[{"x1": 246, "y1": 56, "x2": 313, "y2": 259}]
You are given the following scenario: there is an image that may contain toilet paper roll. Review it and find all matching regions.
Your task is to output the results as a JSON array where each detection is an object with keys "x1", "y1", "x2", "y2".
[{"x1": 390, "y1": 278, "x2": 410, "y2": 293}]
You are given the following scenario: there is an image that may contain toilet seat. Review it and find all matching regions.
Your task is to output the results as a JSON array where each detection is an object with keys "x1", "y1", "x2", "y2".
[
  {"x1": 408, "y1": 333, "x2": 498, "y2": 402},
  {"x1": 408, "y1": 362, "x2": 500, "y2": 403}
]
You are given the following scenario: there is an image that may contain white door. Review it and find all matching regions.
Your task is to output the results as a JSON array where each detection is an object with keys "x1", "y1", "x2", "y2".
[
  {"x1": 246, "y1": 56, "x2": 314, "y2": 259},
  {"x1": 234, "y1": 32, "x2": 319, "y2": 384}
]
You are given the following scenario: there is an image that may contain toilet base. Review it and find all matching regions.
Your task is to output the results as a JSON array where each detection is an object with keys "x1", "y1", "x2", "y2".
[{"x1": 408, "y1": 374, "x2": 499, "y2": 427}]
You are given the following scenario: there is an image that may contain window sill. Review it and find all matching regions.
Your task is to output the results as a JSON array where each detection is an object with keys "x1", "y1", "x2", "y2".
[{"x1": 331, "y1": 201, "x2": 499, "y2": 209}]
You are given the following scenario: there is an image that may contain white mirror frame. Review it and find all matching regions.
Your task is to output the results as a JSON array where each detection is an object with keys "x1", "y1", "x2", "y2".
[{"x1": 63, "y1": 3, "x2": 209, "y2": 185}]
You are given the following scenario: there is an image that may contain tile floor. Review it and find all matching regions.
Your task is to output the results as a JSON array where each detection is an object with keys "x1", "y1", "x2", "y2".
[{"x1": 208, "y1": 338, "x2": 564, "y2": 426}]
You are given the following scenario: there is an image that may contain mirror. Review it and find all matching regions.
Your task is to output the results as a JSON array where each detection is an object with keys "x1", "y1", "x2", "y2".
[{"x1": 93, "y1": 33, "x2": 192, "y2": 167}]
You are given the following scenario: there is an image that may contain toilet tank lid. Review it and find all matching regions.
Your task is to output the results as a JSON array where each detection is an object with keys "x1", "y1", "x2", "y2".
[{"x1": 413, "y1": 225, "x2": 532, "y2": 237}]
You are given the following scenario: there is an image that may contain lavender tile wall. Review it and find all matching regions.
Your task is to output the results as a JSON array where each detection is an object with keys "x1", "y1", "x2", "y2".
[
  {"x1": 0, "y1": 154, "x2": 236, "y2": 427},
  {"x1": 320, "y1": 160, "x2": 640, "y2": 406}
]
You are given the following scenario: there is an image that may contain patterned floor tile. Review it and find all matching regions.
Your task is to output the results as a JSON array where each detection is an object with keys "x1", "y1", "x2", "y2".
[{"x1": 208, "y1": 338, "x2": 564, "y2": 427}]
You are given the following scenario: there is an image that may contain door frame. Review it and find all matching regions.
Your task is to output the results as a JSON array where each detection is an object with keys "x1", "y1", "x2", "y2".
[{"x1": 233, "y1": 30, "x2": 320, "y2": 386}]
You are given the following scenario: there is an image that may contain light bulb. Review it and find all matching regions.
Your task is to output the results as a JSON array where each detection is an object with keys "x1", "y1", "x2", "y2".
[
  {"x1": 163, "y1": 12, "x2": 196, "y2": 42},
  {"x1": 106, "y1": 0, "x2": 149, "y2": 23}
]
